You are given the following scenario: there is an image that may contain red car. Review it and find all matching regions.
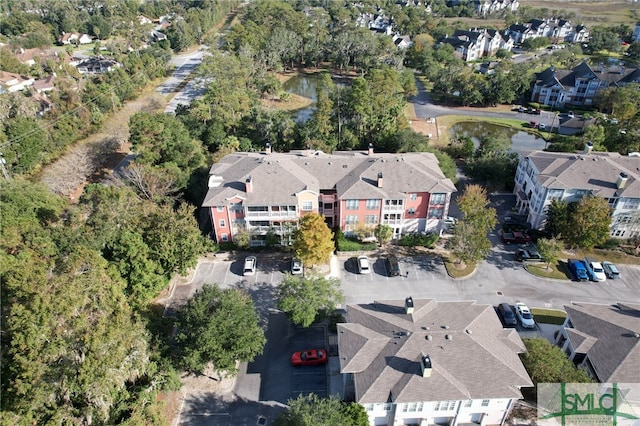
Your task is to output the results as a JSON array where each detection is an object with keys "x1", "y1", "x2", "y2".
[
  {"x1": 502, "y1": 231, "x2": 532, "y2": 244},
  {"x1": 291, "y1": 349, "x2": 328, "y2": 366}
]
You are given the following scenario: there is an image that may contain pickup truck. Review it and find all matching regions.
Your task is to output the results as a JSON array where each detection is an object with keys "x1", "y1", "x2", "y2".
[
  {"x1": 568, "y1": 259, "x2": 589, "y2": 282},
  {"x1": 502, "y1": 231, "x2": 532, "y2": 244},
  {"x1": 515, "y1": 248, "x2": 544, "y2": 262}
]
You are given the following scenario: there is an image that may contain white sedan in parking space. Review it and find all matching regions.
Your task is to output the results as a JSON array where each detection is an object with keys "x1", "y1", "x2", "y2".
[{"x1": 515, "y1": 302, "x2": 536, "y2": 329}]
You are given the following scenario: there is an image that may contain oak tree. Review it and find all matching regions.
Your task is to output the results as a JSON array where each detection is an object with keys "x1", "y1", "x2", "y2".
[
  {"x1": 277, "y1": 274, "x2": 344, "y2": 328},
  {"x1": 293, "y1": 213, "x2": 334, "y2": 268}
]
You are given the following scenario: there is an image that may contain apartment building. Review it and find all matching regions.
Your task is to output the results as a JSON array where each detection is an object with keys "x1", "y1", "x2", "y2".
[
  {"x1": 338, "y1": 297, "x2": 533, "y2": 425},
  {"x1": 507, "y1": 18, "x2": 588, "y2": 44},
  {"x1": 555, "y1": 302, "x2": 640, "y2": 383},
  {"x1": 513, "y1": 150, "x2": 640, "y2": 238},
  {"x1": 202, "y1": 147, "x2": 456, "y2": 246},
  {"x1": 531, "y1": 61, "x2": 640, "y2": 109},
  {"x1": 440, "y1": 28, "x2": 513, "y2": 61}
]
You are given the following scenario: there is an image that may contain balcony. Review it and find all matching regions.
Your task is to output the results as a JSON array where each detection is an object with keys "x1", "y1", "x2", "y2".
[{"x1": 245, "y1": 210, "x2": 298, "y2": 219}]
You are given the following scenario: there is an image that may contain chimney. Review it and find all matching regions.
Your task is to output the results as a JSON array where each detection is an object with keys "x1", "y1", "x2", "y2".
[
  {"x1": 617, "y1": 172, "x2": 629, "y2": 189},
  {"x1": 420, "y1": 354, "x2": 432, "y2": 377},
  {"x1": 245, "y1": 176, "x2": 252, "y2": 193},
  {"x1": 265, "y1": 142, "x2": 271, "y2": 155},
  {"x1": 405, "y1": 296, "x2": 414, "y2": 315},
  {"x1": 377, "y1": 172, "x2": 383, "y2": 188},
  {"x1": 583, "y1": 142, "x2": 593, "y2": 154},
  {"x1": 368, "y1": 143, "x2": 374, "y2": 155}
]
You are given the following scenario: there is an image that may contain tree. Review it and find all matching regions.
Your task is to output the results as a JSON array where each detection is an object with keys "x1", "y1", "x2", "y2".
[
  {"x1": 293, "y1": 213, "x2": 334, "y2": 268},
  {"x1": 175, "y1": 285, "x2": 266, "y2": 375},
  {"x1": 521, "y1": 338, "x2": 593, "y2": 387},
  {"x1": 277, "y1": 274, "x2": 344, "y2": 327},
  {"x1": 449, "y1": 185, "x2": 497, "y2": 264},
  {"x1": 545, "y1": 199, "x2": 570, "y2": 238},
  {"x1": 274, "y1": 394, "x2": 369, "y2": 426},
  {"x1": 374, "y1": 224, "x2": 393, "y2": 246},
  {"x1": 536, "y1": 237, "x2": 564, "y2": 271},
  {"x1": 565, "y1": 196, "x2": 611, "y2": 249}
]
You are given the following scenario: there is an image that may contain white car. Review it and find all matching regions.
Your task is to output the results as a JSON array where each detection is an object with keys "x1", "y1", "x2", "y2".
[
  {"x1": 243, "y1": 256, "x2": 257, "y2": 276},
  {"x1": 357, "y1": 256, "x2": 371, "y2": 274},
  {"x1": 291, "y1": 258, "x2": 303, "y2": 275},
  {"x1": 585, "y1": 259, "x2": 607, "y2": 282},
  {"x1": 515, "y1": 303, "x2": 536, "y2": 329}
]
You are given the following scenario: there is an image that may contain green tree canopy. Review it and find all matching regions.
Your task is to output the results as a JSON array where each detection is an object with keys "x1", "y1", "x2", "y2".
[
  {"x1": 274, "y1": 394, "x2": 368, "y2": 426},
  {"x1": 277, "y1": 274, "x2": 344, "y2": 327},
  {"x1": 521, "y1": 338, "x2": 593, "y2": 386},
  {"x1": 546, "y1": 197, "x2": 611, "y2": 249},
  {"x1": 449, "y1": 185, "x2": 497, "y2": 264},
  {"x1": 175, "y1": 285, "x2": 266, "y2": 375},
  {"x1": 536, "y1": 237, "x2": 564, "y2": 271},
  {"x1": 293, "y1": 213, "x2": 334, "y2": 268}
]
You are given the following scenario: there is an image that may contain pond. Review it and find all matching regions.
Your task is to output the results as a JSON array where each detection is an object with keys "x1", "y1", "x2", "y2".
[
  {"x1": 450, "y1": 121, "x2": 547, "y2": 153},
  {"x1": 282, "y1": 74, "x2": 321, "y2": 123}
]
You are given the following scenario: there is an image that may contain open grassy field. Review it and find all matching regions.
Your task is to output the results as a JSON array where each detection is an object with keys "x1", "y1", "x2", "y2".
[{"x1": 447, "y1": 1, "x2": 639, "y2": 28}]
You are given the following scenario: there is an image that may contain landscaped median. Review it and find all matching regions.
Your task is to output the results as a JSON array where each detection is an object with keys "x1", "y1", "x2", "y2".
[{"x1": 530, "y1": 307, "x2": 567, "y2": 325}]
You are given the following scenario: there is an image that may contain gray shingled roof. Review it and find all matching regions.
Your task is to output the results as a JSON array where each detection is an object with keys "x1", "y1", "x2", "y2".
[
  {"x1": 523, "y1": 151, "x2": 640, "y2": 198},
  {"x1": 203, "y1": 151, "x2": 456, "y2": 207},
  {"x1": 338, "y1": 299, "x2": 533, "y2": 404},
  {"x1": 564, "y1": 302, "x2": 640, "y2": 383}
]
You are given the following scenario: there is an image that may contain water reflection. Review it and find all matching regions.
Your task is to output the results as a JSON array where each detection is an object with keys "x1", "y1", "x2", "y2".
[
  {"x1": 450, "y1": 122, "x2": 547, "y2": 153},
  {"x1": 282, "y1": 74, "x2": 321, "y2": 123}
]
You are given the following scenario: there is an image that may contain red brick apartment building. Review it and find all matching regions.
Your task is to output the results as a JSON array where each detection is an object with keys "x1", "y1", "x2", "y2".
[{"x1": 202, "y1": 146, "x2": 456, "y2": 247}]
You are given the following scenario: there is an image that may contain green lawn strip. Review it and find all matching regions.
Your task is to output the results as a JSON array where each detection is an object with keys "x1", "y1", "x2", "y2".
[
  {"x1": 564, "y1": 248, "x2": 639, "y2": 265},
  {"x1": 442, "y1": 255, "x2": 476, "y2": 278},
  {"x1": 524, "y1": 261, "x2": 570, "y2": 280},
  {"x1": 530, "y1": 307, "x2": 567, "y2": 325}
]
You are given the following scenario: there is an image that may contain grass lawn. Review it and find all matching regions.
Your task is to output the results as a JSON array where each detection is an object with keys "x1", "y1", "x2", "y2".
[
  {"x1": 442, "y1": 256, "x2": 476, "y2": 279},
  {"x1": 524, "y1": 261, "x2": 570, "y2": 280},
  {"x1": 530, "y1": 307, "x2": 567, "y2": 325},
  {"x1": 564, "y1": 248, "x2": 640, "y2": 265}
]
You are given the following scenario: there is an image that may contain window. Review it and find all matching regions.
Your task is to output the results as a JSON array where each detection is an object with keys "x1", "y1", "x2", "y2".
[
  {"x1": 410, "y1": 193, "x2": 418, "y2": 201},
  {"x1": 365, "y1": 199, "x2": 380, "y2": 209},
  {"x1": 430, "y1": 193, "x2": 446, "y2": 205},
  {"x1": 364, "y1": 404, "x2": 373, "y2": 412},
  {"x1": 464, "y1": 400, "x2": 473, "y2": 408},
  {"x1": 365, "y1": 215, "x2": 378, "y2": 224},
  {"x1": 219, "y1": 219, "x2": 226, "y2": 227},
  {"x1": 345, "y1": 215, "x2": 358, "y2": 224},
  {"x1": 302, "y1": 201, "x2": 313, "y2": 211},
  {"x1": 435, "y1": 401, "x2": 456, "y2": 411},
  {"x1": 383, "y1": 403, "x2": 392, "y2": 411},
  {"x1": 481, "y1": 400, "x2": 490, "y2": 407},
  {"x1": 402, "y1": 402, "x2": 423, "y2": 412},
  {"x1": 625, "y1": 198, "x2": 640, "y2": 209},
  {"x1": 547, "y1": 188, "x2": 563, "y2": 201},
  {"x1": 428, "y1": 207, "x2": 444, "y2": 219},
  {"x1": 217, "y1": 206, "x2": 224, "y2": 212},
  {"x1": 346, "y1": 199, "x2": 359, "y2": 210},
  {"x1": 407, "y1": 208, "x2": 416, "y2": 215},
  {"x1": 221, "y1": 233, "x2": 228, "y2": 241}
]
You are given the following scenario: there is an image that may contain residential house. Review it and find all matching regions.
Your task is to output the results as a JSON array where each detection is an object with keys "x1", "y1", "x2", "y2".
[
  {"x1": 338, "y1": 297, "x2": 533, "y2": 426},
  {"x1": 357, "y1": 11, "x2": 394, "y2": 35},
  {"x1": 474, "y1": 0, "x2": 519, "y2": 15},
  {"x1": 392, "y1": 34, "x2": 412, "y2": 49},
  {"x1": 58, "y1": 32, "x2": 93, "y2": 45},
  {"x1": 0, "y1": 71, "x2": 35, "y2": 93},
  {"x1": 556, "y1": 115, "x2": 596, "y2": 136},
  {"x1": 33, "y1": 74, "x2": 56, "y2": 93},
  {"x1": 202, "y1": 148, "x2": 456, "y2": 246},
  {"x1": 15, "y1": 47, "x2": 59, "y2": 66},
  {"x1": 555, "y1": 302, "x2": 640, "y2": 383},
  {"x1": 440, "y1": 28, "x2": 512, "y2": 61},
  {"x1": 513, "y1": 151, "x2": 640, "y2": 238},
  {"x1": 508, "y1": 18, "x2": 587, "y2": 44},
  {"x1": 531, "y1": 61, "x2": 640, "y2": 108},
  {"x1": 75, "y1": 57, "x2": 122, "y2": 74}
]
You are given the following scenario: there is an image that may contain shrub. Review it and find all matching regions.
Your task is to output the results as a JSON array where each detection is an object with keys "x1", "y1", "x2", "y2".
[
  {"x1": 337, "y1": 236, "x2": 377, "y2": 251},
  {"x1": 399, "y1": 232, "x2": 439, "y2": 248},
  {"x1": 597, "y1": 238, "x2": 620, "y2": 250}
]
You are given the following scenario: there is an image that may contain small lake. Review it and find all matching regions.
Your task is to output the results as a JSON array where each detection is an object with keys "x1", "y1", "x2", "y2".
[
  {"x1": 450, "y1": 121, "x2": 547, "y2": 153},
  {"x1": 283, "y1": 74, "x2": 321, "y2": 123}
]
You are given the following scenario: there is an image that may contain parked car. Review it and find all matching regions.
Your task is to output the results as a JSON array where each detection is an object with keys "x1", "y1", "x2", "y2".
[
  {"x1": 291, "y1": 349, "x2": 328, "y2": 366},
  {"x1": 515, "y1": 248, "x2": 544, "y2": 262},
  {"x1": 385, "y1": 255, "x2": 401, "y2": 277},
  {"x1": 497, "y1": 303, "x2": 517, "y2": 327},
  {"x1": 584, "y1": 257, "x2": 607, "y2": 282},
  {"x1": 538, "y1": 123, "x2": 546, "y2": 130},
  {"x1": 518, "y1": 106, "x2": 525, "y2": 113},
  {"x1": 602, "y1": 261, "x2": 621, "y2": 279},
  {"x1": 443, "y1": 216, "x2": 458, "y2": 227},
  {"x1": 243, "y1": 256, "x2": 257, "y2": 276},
  {"x1": 291, "y1": 258, "x2": 303, "y2": 275},
  {"x1": 567, "y1": 111, "x2": 575, "y2": 118},
  {"x1": 357, "y1": 256, "x2": 371, "y2": 274},
  {"x1": 515, "y1": 302, "x2": 536, "y2": 329},
  {"x1": 502, "y1": 231, "x2": 532, "y2": 244},
  {"x1": 503, "y1": 215, "x2": 527, "y2": 226},
  {"x1": 568, "y1": 259, "x2": 589, "y2": 282}
]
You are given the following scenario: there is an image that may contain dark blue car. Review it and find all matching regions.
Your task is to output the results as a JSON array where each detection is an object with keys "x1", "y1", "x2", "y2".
[{"x1": 568, "y1": 259, "x2": 589, "y2": 282}]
